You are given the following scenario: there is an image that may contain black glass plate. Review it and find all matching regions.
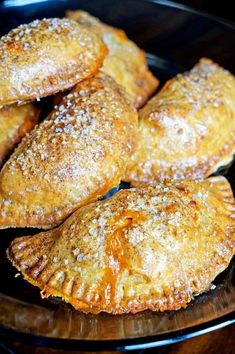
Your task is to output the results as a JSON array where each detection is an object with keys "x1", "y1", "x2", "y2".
[{"x1": 0, "y1": 0, "x2": 235, "y2": 351}]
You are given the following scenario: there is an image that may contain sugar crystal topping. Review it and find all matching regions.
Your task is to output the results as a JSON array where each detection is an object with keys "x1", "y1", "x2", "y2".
[{"x1": 0, "y1": 73, "x2": 136, "y2": 225}]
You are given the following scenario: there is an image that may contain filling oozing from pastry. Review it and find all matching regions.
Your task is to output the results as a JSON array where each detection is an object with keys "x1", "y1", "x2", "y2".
[{"x1": 7, "y1": 176, "x2": 235, "y2": 314}]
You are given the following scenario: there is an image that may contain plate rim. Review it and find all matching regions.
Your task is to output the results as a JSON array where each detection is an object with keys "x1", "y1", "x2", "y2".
[
  {"x1": 0, "y1": 0, "x2": 235, "y2": 30},
  {"x1": 0, "y1": 310, "x2": 234, "y2": 351}
]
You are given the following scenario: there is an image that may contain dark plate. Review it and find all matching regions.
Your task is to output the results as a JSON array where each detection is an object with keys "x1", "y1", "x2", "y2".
[{"x1": 0, "y1": 0, "x2": 235, "y2": 351}]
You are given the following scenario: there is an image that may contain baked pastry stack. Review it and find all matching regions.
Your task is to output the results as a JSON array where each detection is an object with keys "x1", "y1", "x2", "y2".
[
  {"x1": 1, "y1": 12, "x2": 235, "y2": 315},
  {"x1": 0, "y1": 17, "x2": 139, "y2": 228}
]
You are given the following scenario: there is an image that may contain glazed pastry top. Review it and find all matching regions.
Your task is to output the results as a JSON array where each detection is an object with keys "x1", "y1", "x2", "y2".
[
  {"x1": 0, "y1": 73, "x2": 137, "y2": 228},
  {"x1": 0, "y1": 18, "x2": 107, "y2": 105},
  {"x1": 124, "y1": 58, "x2": 235, "y2": 184}
]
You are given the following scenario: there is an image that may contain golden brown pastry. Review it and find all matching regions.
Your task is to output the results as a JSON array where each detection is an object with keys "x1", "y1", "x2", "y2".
[
  {"x1": 124, "y1": 58, "x2": 235, "y2": 184},
  {"x1": 0, "y1": 18, "x2": 107, "y2": 106},
  {"x1": 7, "y1": 176, "x2": 235, "y2": 314},
  {"x1": 66, "y1": 10, "x2": 158, "y2": 108},
  {"x1": 0, "y1": 73, "x2": 137, "y2": 229},
  {"x1": 0, "y1": 103, "x2": 40, "y2": 166}
]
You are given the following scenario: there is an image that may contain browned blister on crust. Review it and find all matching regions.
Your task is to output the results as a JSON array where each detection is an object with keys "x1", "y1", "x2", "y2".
[
  {"x1": 7, "y1": 176, "x2": 235, "y2": 314},
  {"x1": 0, "y1": 103, "x2": 40, "y2": 166},
  {"x1": 0, "y1": 73, "x2": 138, "y2": 229},
  {"x1": 123, "y1": 58, "x2": 235, "y2": 184},
  {"x1": 0, "y1": 18, "x2": 107, "y2": 106},
  {"x1": 66, "y1": 10, "x2": 159, "y2": 108}
]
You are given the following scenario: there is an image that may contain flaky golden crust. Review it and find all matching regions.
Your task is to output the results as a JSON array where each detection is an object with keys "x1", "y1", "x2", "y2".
[
  {"x1": 123, "y1": 58, "x2": 235, "y2": 184},
  {"x1": 66, "y1": 10, "x2": 159, "y2": 108},
  {"x1": 0, "y1": 18, "x2": 107, "y2": 106},
  {"x1": 7, "y1": 176, "x2": 235, "y2": 314},
  {"x1": 0, "y1": 103, "x2": 40, "y2": 166},
  {"x1": 0, "y1": 73, "x2": 137, "y2": 229}
]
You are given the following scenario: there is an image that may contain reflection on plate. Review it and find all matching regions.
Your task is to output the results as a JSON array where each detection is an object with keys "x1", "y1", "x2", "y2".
[
  {"x1": 0, "y1": 0, "x2": 235, "y2": 351},
  {"x1": 0, "y1": 262, "x2": 235, "y2": 340}
]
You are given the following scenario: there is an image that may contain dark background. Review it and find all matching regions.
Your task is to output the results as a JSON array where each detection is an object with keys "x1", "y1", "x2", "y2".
[
  {"x1": 0, "y1": 0, "x2": 234, "y2": 22},
  {"x1": 174, "y1": 0, "x2": 234, "y2": 22}
]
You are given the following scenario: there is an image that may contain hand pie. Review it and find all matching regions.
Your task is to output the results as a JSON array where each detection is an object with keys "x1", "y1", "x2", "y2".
[
  {"x1": 0, "y1": 73, "x2": 137, "y2": 229},
  {"x1": 0, "y1": 18, "x2": 107, "y2": 106},
  {"x1": 123, "y1": 58, "x2": 235, "y2": 184},
  {"x1": 66, "y1": 10, "x2": 159, "y2": 108},
  {"x1": 7, "y1": 176, "x2": 235, "y2": 314},
  {"x1": 0, "y1": 103, "x2": 40, "y2": 167}
]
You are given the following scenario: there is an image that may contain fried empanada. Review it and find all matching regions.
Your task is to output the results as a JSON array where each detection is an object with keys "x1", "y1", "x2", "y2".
[
  {"x1": 0, "y1": 73, "x2": 137, "y2": 229},
  {"x1": 66, "y1": 10, "x2": 158, "y2": 108},
  {"x1": 7, "y1": 176, "x2": 235, "y2": 314},
  {"x1": 123, "y1": 58, "x2": 235, "y2": 184},
  {"x1": 0, "y1": 18, "x2": 107, "y2": 106},
  {"x1": 0, "y1": 103, "x2": 40, "y2": 166}
]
